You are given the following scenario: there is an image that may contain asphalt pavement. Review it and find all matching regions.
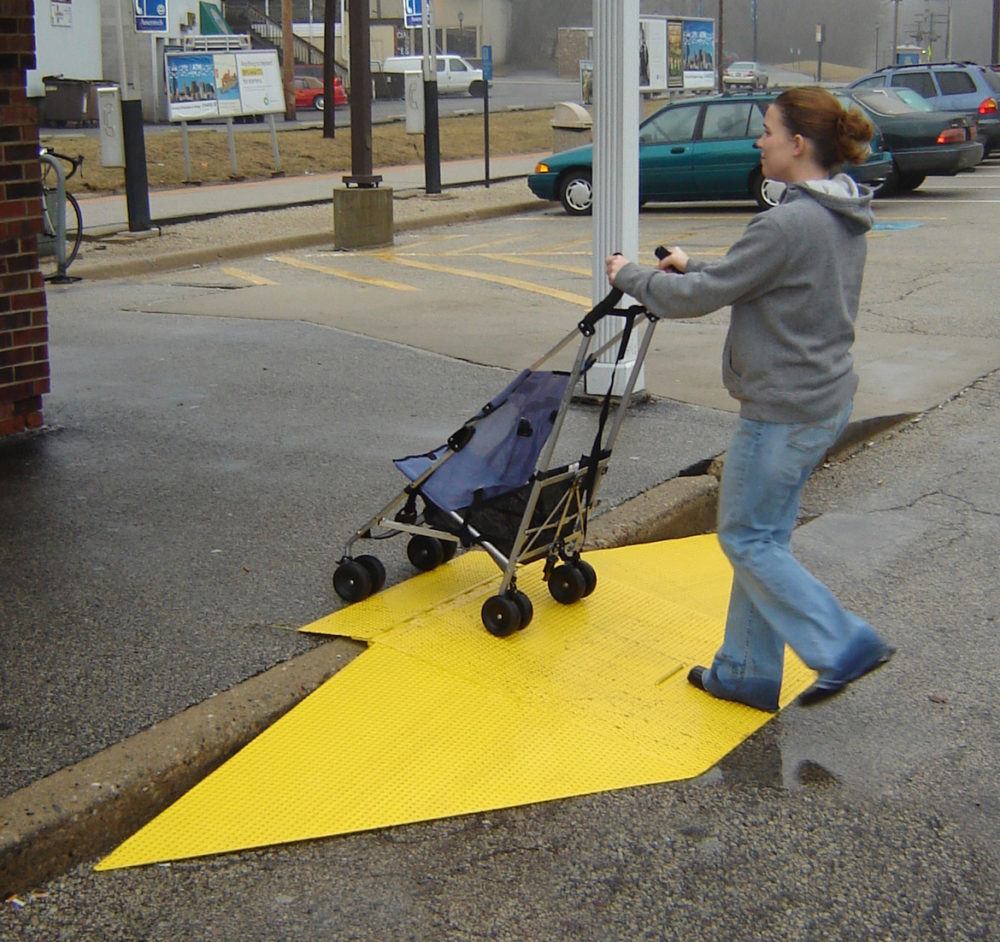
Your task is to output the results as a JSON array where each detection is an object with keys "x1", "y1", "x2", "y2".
[{"x1": 2, "y1": 150, "x2": 1000, "y2": 936}]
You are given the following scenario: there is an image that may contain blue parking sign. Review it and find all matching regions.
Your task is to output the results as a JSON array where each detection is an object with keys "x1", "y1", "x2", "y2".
[
  {"x1": 134, "y1": 0, "x2": 167, "y2": 32},
  {"x1": 403, "y1": 0, "x2": 422, "y2": 29}
]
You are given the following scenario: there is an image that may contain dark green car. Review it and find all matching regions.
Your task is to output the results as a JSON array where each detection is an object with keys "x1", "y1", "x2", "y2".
[{"x1": 527, "y1": 92, "x2": 893, "y2": 215}]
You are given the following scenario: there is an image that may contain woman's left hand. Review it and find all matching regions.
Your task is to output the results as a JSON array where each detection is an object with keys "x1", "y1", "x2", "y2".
[{"x1": 606, "y1": 253, "x2": 629, "y2": 286}]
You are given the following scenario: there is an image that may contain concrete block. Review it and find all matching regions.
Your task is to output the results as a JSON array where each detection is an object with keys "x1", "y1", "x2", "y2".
[{"x1": 333, "y1": 186, "x2": 394, "y2": 250}]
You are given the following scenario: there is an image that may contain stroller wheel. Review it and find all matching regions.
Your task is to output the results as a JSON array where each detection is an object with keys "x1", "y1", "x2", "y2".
[
  {"x1": 575, "y1": 559, "x2": 597, "y2": 597},
  {"x1": 482, "y1": 595, "x2": 522, "y2": 637},
  {"x1": 333, "y1": 559, "x2": 373, "y2": 603},
  {"x1": 407, "y1": 535, "x2": 445, "y2": 572},
  {"x1": 439, "y1": 539, "x2": 458, "y2": 563},
  {"x1": 549, "y1": 564, "x2": 586, "y2": 605},
  {"x1": 355, "y1": 554, "x2": 386, "y2": 592},
  {"x1": 513, "y1": 590, "x2": 533, "y2": 630}
]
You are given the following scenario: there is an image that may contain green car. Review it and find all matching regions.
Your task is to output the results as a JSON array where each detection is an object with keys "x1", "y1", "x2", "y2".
[{"x1": 527, "y1": 92, "x2": 893, "y2": 215}]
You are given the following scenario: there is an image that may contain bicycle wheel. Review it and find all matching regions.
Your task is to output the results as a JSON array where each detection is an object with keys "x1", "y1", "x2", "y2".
[{"x1": 61, "y1": 191, "x2": 83, "y2": 268}]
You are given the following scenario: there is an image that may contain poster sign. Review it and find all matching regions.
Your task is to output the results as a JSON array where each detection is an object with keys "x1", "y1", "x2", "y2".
[
  {"x1": 682, "y1": 18, "x2": 716, "y2": 90},
  {"x1": 667, "y1": 20, "x2": 684, "y2": 88},
  {"x1": 135, "y1": 0, "x2": 167, "y2": 33},
  {"x1": 165, "y1": 50, "x2": 284, "y2": 121},
  {"x1": 639, "y1": 17, "x2": 668, "y2": 93},
  {"x1": 234, "y1": 52, "x2": 284, "y2": 114}
]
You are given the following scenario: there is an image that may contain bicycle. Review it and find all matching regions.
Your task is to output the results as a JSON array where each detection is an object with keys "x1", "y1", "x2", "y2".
[{"x1": 39, "y1": 147, "x2": 84, "y2": 276}]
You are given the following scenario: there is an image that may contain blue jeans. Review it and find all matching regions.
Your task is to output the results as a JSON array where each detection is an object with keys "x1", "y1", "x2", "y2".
[{"x1": 703, "y1": 401, "x2": 889, "y2": 711}]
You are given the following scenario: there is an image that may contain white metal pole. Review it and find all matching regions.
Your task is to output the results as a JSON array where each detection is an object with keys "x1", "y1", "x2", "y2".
[{"x1": 587, "y1": 0, "x2": 642, "y2": 397}]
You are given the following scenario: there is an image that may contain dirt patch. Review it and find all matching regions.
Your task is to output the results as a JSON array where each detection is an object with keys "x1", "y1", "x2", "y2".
[{"x1": 41, "y1": 109, "x2": 557, "y2": 197}]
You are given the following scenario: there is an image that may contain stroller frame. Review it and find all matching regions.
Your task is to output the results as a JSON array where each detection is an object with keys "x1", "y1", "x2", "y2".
[{"x1": 332, "y1": 289, "x2": 660, "y2": 636}]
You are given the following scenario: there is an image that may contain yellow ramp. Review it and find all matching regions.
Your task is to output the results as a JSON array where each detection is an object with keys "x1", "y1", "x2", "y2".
[{"x1": 98, "y1": 535, "x2": 815, "y2": 871}]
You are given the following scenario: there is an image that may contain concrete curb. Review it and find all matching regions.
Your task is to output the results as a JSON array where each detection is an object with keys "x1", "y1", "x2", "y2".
[{"x1": 0, "y1": 637, "x2": 361, "y2": 897}]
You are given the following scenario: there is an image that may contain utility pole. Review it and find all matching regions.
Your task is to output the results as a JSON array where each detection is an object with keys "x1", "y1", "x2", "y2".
[
  {"x1": 993, "y1": 0, "x2": 999, "y2": 64},
  {"x1": 323, "y1": 0, "x2": 337, "y2": 137},
  {"x1": 891, "y1": 0, "x2": 900, "y2": 65},
  {"x1": 716, "y1": 0, "x2": 724, "y2": 92},
  {"x1": 282, "y1": 0, "x2": 295, "y2": 120}
]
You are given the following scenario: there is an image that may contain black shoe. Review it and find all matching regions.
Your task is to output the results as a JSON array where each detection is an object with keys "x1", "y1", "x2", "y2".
[
  {"x1": 687, "y1": 665, "x2": 708, "y2": 691},
  {"x1": 797, "y1": 646, "x2": 896, "y2": 707}
]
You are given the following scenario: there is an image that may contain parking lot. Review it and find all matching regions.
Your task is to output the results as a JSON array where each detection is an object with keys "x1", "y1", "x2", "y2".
[{"x1": 123, "y1": 158, "x2": 1000, "y2": 421}]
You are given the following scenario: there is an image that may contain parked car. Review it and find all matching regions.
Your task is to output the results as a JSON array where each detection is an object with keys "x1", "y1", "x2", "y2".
[
  {"x1": 381, "y1": 54, "x2": 487, "y2": 97},
  {"x1": 838, "y1": 87, "x2": 982, "y2": 194},
  {"x1": 293, "y1": 75, "x2": 347, "y2": 111},
  {"x1": 847, "y1": 62, "x2": 1000, "y2": 157},
  {"x1": 527, "y1": 93, "x2": 892, "y2": 216},
  {"x1": 723, "y1": 61, "x2": 768, "y2": 90}
]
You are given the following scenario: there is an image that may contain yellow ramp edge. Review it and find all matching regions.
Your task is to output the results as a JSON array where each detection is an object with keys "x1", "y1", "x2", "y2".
[{"x1": 98, "y1": 536, "x2": 815, "y2": 871}]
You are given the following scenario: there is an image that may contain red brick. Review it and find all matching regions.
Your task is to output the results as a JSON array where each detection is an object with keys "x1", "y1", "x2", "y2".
[
  {"x1": 10, "y1": 326, "x2": 47, "y2": 346},
  {"x1": 10, "y1": 289, "x2": 44, "y2": 310}
]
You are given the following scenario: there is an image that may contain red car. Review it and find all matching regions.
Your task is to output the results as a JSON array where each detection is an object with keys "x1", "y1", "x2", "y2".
[{"x1": 293, "y1": 75, "x2": 347, "y2": 111}]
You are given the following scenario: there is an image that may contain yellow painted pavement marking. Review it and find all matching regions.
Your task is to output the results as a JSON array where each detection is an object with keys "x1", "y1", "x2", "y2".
[
  {"x1": 97, "y1": 537, "x2": 816, "y2": 871},
  {"x1": 374, "y1": 250, "x2": 591, "y2": 306},
  {"x1": 220, "y1": 267, "x2": 277, "y2": 286},
  {"x1": 271, "y1": 254, "x2": 417, "y2": 292},
  {"x1": 478, "y1": 253, "x2": 591, "y2": 277}
]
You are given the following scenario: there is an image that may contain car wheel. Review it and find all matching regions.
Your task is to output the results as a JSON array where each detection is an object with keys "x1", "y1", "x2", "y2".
[
  {"x1": 469, "y1": 80, "x2": 486, "y2": 98},
  {"x1": 874, "y1": 164, "x2": 900, "y2": 197},
  {"x1": 559, "y1": 169, "x2": 594, "y2": 216},
  {"x1": 751, "y1": 169, "x2": 785, "y2": 210},
  {"x1": 314, "y1": 94, "x2": 325, "y2": 111},
  {"x1": 897, "y1": 172, "x2": 926, "y2": 193}
]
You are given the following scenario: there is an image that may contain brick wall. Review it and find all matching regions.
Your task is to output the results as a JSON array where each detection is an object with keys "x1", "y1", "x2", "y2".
[{"x1": 1, "y1": 0, "x2": 49, "y2": 437}]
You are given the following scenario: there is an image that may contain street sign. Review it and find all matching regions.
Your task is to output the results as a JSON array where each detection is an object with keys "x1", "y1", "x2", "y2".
[
  {"x1": 481, "y1": 44, "x2": 493, "y2": 82},
  {"x1": 134, "y1": 0, "x2": 167, "y2": 33},
  {"x1": 403, "y1": 0, "x2": 422, "y2": 30}
]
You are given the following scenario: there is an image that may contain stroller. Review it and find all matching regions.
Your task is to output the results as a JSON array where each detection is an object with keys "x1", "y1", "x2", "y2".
[{"x1": 332, "y1": 287, "x2": 659, "y2": 636}]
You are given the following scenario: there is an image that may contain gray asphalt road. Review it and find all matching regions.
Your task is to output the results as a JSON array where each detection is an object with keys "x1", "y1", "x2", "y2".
[{"x1": 3, "y1": 154, "x2": 1000, "y2": 937}]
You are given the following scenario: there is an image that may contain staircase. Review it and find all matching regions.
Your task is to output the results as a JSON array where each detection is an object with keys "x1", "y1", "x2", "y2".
[{"x1": 223, "y1": 1, "x2": 331, "y2": 70}]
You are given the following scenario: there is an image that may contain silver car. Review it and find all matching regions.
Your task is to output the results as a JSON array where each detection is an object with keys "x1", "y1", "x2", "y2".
[{"x1": 723, "y1": 61, "x2": 769, "y2": 91}]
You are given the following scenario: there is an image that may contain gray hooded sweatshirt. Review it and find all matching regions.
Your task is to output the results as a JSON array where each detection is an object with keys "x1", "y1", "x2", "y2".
[{"x1": 613, "y1": 174, "x2": 874, "y2": 424}]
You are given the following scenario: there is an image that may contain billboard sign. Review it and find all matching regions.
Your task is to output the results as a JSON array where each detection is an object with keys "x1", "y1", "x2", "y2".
[{"x1": 165, "y1": 50, "x2": 284, "y2": 122}]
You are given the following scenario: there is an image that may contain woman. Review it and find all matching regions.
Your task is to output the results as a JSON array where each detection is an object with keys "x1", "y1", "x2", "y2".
[{"x1": 606, "y1": 87, "x2": 894, "y2": 711}]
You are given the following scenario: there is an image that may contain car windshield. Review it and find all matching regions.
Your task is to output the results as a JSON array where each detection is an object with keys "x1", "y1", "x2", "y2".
[
  {"x1": 730, "y1": 62, "x2": 755, "y2": 70},
  {"x1": 853, "y1": 88, "x2": 932, "y2": 115}
]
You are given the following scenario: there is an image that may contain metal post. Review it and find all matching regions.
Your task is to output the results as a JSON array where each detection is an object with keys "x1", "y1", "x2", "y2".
[
  {"x1": 226, "y1": 117, "x2": 239, "y2": 177},
  {"x1": 588, "y1": 0, "x2": 642, "y2": 398},
  {"x1": 114, "y1": 0, "x2": 151, "y2": 232},
  {"x1": 892, "y1": 0, "x2": 900, "y2": 64},
  {"x1": 423, "y1": 0, "x2": 442, "y2": 194}
]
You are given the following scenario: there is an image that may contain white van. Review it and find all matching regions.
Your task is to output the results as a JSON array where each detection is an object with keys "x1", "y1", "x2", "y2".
[{"x1": 381, "y1": 54, "x2": 487, "y2": 97}]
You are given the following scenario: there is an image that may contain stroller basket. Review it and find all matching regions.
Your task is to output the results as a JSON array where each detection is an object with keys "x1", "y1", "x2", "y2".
[{"x1": 332, "y1": 288, "x2": 658, "y2": 636}]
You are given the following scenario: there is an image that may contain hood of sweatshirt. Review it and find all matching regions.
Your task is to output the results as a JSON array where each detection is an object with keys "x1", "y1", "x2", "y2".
[{"x1": 783, "y1": 173, "x2": 874, "y2": 234}]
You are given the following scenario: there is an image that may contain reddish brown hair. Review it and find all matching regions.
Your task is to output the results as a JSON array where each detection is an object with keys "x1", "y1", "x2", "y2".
[{"x1": 774, "y1": 86, "x2": 874, "y2": 169}]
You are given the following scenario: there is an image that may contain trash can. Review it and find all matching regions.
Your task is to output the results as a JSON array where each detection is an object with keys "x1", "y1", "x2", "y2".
[
  {"x1": 39, "y1": 76, "x2": 101, "y2": 127},
  {"x1": 551, "y1": 101, "x2": 593, "y2": 152}
]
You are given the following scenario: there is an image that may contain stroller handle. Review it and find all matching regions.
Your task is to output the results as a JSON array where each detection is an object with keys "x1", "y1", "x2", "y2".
[{"x1": 578, "y1": 287, "x2": 624, "y2": 337}]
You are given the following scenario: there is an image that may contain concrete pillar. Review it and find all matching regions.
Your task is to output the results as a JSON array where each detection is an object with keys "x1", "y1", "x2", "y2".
[
  {"x1": 333, "y1": 187, "x2": 394, "y2": 250},
  {"x1": 587, "y1": 0, "x2": 643, "y2": 397}
]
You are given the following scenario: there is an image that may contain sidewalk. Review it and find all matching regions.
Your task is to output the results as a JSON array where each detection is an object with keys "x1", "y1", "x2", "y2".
[{"x1": 77, "y1": 152, "x2": 547, "y2": 234}]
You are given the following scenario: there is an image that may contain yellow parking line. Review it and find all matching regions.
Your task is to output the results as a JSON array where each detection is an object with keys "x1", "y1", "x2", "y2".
[
  {"x1": 479, "y1": 253, "x2": 591, "y2": 276},
  {"x1": 220, "y1": 267, "x2": 277, "y2": 286},
  {"x1": 374, "y1": 251, "x2": 591, "y2": 306},
  {"x1": 272, "y1": 254, "x2": 417, "y2": 291}
]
